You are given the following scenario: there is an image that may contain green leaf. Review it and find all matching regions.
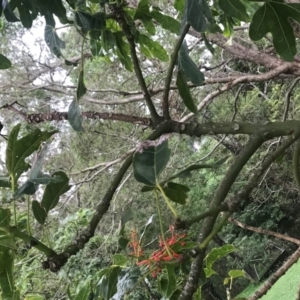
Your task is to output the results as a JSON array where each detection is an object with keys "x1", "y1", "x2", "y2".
[
  {"x1": 41, "y1": 171, "x2": 70, "y2": 212},
  {"x1": 174, "y1": 0, "x2": 185, "y2": 13},
  {"x1": 134, "y1": 0, "x2": 155, "y2": 35},
  {"x1": 0, "y1": 235, "x2": 16, "y2": 250},
  {"x1": 228, "y1": 269, "x2": 245, "y2": 279},
  {"x1": 77, "y1": 70, "x2": 87, "y2": 100},
  {"x1": 102, "y1": 30, "x2": 116, "y2": 52},
  {"x1": 133, "y1": 139, "x2": 171, "y2": 186},
  {"x1": 118, "y1": 236, "x2": 129, "y2": 250},
  {"x1": 6, "y1": 124, "x2": 58, "y2": 181},
  {"x1": 14, "y1": 180, "x2": 37, "y2": 197},
  {"x1": 0, "y1": 208, "x2": 11, "y2": 227},
  {"x1": 44, "y1": 24, "x2": 65, "y2": 57},
  {"x1": 205, "y1": 244, "x2": 236, "y2": 270},
  {"x1": 184, "y1": 0, "x2": 213, "y2": 32},
  {"x1": 97, "y1": 266, "x2": 121, "y2": 300},
  {"x1": 203, "y1": 268, "x2": 217, "y2": 278},
  {"x1": 138, "y1": 34, "x2": 169, "y2": 62},
  {"x1": 249, "y1": 1, "x2": 300, "y2": 61},
  {"x1": 17, "y1": 3, "x2": 32, "y2": 28},
  {"x1": 219, "y1": 0, "x2": 249, "y2": 22},
  {"x1": 115, "y1": 32, "x2": 133, "y2": 71},
  {"x1": 176, "y1": 70, "x2": 198, "y2": 113},
  {"x1": 76, "y1": 11, "x2": 106, "y2": 32},
  {"x1": 113, "y1": 254, "x2": 127, "y2": 267},
  {"x1": 159, "y1": 265, "x2": 177, "y2": 299},
  {"x1": 151, "y1": 9, "x2": 180, "y2": 34},
  {"x1": 164, "y1": 182, "x2": 190, "y2": 205},
  {"x1": 141, "y1": 185, "x2": 156, "y2": 192},
  {"x1": 32, "y1": 200, "x2": 47, "y2": 225},
  {"x1": 68, "y1": 99, "x2": 84, "y2": 132},
  {"x1": 0, "y1": 53, "x2": 12, "y2": 69},
  {"x1": 178, "y1": 41, "x2": 204, "y2": 85},
  {"x1": 0, "y1": 248, "x2": 16, "y2": 300},
  {"x1": 75, "y1": 281, "x2": 90, "y2": 300},
  {"x1": 3, "y1": 1, "x2": 19, "y2": 22}
]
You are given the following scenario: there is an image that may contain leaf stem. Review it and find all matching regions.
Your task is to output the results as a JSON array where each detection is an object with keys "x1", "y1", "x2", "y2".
[
  {"x1": 156, "y1": 182, "x2": 178, "y2": 218},
  {"x1": 155, "y1": 189, "x2": 172, "y2": 258},
  {"x1": 26, "y1": 195, "x2": 31, "y2": 236}
]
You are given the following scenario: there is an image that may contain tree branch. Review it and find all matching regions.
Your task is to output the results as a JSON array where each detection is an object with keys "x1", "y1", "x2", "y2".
[
  {"x1": 162, "y1": 23, "x2": 190, "y2": 119},
  {"x1": 247, "y1": 248, "x2": 300, "y2": 300},
  {"x1": 228, "y1": 217, "x2": 300, "y2": 245},
  {"x1": 112, "y1": 5, "x2": 161, "y2": 124},
  {"x1": 42, "y1": 124, "x2": 168, "y2": 272}
]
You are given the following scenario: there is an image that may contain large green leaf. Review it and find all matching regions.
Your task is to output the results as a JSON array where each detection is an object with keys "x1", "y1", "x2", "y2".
[
  {"x1": 35, "y1": 0, "x2": 68, "y2": 21},
  {"x1": 133, "y1": 139, "x2": 171, "y2": 186},
  {"x1": 138, "y1": 34, "x2": 169, "y2": 62},
  {"x1": 68, "y1": 99, "x2": 84, "y2": 132},
  {"x1": 3, "y1": 0, "x2": 19, "y2": 22},
  {"x1": 184, "y1": 0, "x2": 213, "y2": 32},
  {"x1": 41, "y1": 171, "x2": 70, "y2": 212},
  {"x1": 0, "y1": 53, "x2": 12, "y2": 69},
  {"x1": 114, "y1": 32, "x2": 133, "y2": 71},
  {"x1": 204, "y1": 244, "x2": 236, "y2": 277},
  {"x1": 159, "y1": 265, "x2": 177, "y2": 299},
  {"x1": 176, "y1": 70, "x2": 198, "y2": 113},
  {"x1": 44, "y1": 24, "x2": 65, "y2": 57},
  {"x1": 97, "y1": 266, "x2": 121, "y2": 300},
  {"x1": 75, "y1": 11, "x2": 106, "y2": 32},
  {"x1": 74, "y1": 281, "x2": 90, "y2": 300},
  {"x1": 17, "y1": 2, "x2": 33, "y2": 28},
  {"x1": 163, "y1": 182, "x2": 190, "y2": 205},
  {"x1": 113, "y1": 254, "x2": 128, "y2": 267},
  {"x1": 32, "y1": 200, "x2": 47, "y2": 225},
  {"x1": 177, "y1": 41, "x2": 204, "y2": 85},
  {"x1": 151, "y1": 9, "x2": 180, "y2": 34},
  {"x1": 219, "y1": 0, "x2": 249, "y2": 22},
  {"x1": 134, "y1": 0, "x2": 155, "y2": 35},
  {"x1": 174, "y1": 0, "x2": 185, "y2": 13},
  {"x1": 0, "y1": 248, "x2": 17, "y2": 300},
  {"x1": 5, "y1": 124, "x2": 57, "y2": 182},
  {"x1": 249, "y1": 1, "x2": 300, "y2": 61}
]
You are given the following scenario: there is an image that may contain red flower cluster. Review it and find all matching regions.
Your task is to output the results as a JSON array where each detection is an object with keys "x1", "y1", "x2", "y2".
[{"x1": 130, "y1": 226, "x2": 187, "y2": 278}]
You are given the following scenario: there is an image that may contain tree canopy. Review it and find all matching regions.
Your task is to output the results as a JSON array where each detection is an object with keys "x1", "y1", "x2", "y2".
[{"x1": 2, "y1": 0, "x2": 300, "y2": 299}]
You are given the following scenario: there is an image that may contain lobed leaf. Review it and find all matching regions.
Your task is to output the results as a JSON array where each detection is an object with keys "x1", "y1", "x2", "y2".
[{"x1": 250, "y1": 1, "x2": 300, "y2": 61}]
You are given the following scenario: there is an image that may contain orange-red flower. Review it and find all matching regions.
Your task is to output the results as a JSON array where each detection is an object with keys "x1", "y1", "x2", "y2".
[{"x1": 130, "y1": 226, "x2": 187, "y2": 278}]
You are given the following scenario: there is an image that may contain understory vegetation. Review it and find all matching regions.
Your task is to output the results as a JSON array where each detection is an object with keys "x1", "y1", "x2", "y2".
[{"x1": 2, "y1": 0, "x2": 300, "y2": 299}]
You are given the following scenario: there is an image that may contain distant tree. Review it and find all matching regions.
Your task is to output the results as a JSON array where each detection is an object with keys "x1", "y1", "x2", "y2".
[{"x1": 2, "y1": 0, "x2": 300, "y2": 299}]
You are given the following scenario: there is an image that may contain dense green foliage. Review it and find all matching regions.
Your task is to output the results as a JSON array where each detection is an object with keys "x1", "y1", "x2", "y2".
[{"x1": 2, "y1": 0, "x2": 300, "y2": 300}]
